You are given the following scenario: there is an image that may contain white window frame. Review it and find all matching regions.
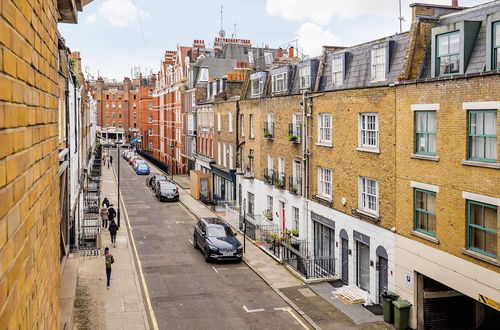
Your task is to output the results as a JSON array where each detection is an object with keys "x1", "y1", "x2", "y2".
[
  {"x1": 199, "y1": 67, "x2": 209, "y2": 82},
  {"x1": 251, "y1": 78, "x2": 263, "y2": 96},
  {"x1": 148, "y1": 115, "x2": 153, "y2": 123},
  {"x1": 267, "y1": 155, "x2": 274, "y2": 172},
  {"x1": 332, "y1": 56, "x2": 343, "y2": 85},
  {"x1": 240, "y1": 114, "x2": 245, "y2": 137},
  {"x1": 358, "y1": 177, "x2": 379, "y2": 216},
  {"x1": 228, "y1": 112, "x2": 233, "y2": 132},
  {"x1": 148, "y1": 128, "x2": 153, "y2": 136},
  {"x1": 223, "y1": 143, "x2": 227, "y2": 168},
  {"x1": 299, "y1": 66, "x2": 311, "y2": 89},
  {"x1": 148, "y1": 102, "x2": 153, "y2": 110},
  {"x1": 217, "y1": 113, "x2": 221, "y2": 131},
  {"x1": 264, "y1": 52, "x2": 273, "y2": 65},
  {"x1": 250, "y1": 114, "x2": 255, "y2": 138},
  {"x1": 371, "y1": 47, "x2": 387, "y2": 82},
  {"x1": 292, "y1": 206, "x2": 300, "y2": 232},
  {"x1": 217, "y1": 142, "x2": 222, "y2": 164},
  {"x1": 229, "y1": 144, "x2": 233, "y2": 169},
  {"x1": 317, "y1": 113, "x2": 332, "y2": 146},
  {"x1": 317, "y1": 167, "x2": 332, "y2": 199},
  {"x1": 272, "y1": 72, "x2": 287, "y2": 93},
  {"x1": 248, "y1": 50, "x2": 254, "y2": 64},
  {"x1": 278, "y1": 157, "x2": 285, "y2": 177},
  {"x1": 358, "y1": 113, "x2": 379, "y2": 153}
]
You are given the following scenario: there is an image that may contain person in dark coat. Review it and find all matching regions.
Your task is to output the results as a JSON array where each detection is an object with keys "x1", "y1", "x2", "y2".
[
  {"x1": 104, "y1": 247, "x2": 114, "y2": 288},
  {"x1": 102, "y1": 197, "x2": 110, "y2": 208},
  {"x1": 107, "y1": 204, "x2": 116, "y2": 221},
  {"x1": 109, "y1": 155, "x2": 113, "y2": 166},
  {"x1": 109, "y1": 219, "x2": 119, "y2": 248}
]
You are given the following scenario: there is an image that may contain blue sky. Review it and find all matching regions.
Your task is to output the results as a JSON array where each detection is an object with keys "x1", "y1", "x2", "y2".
[{"x1": 59, "y1": 0, "x2": 488, "y2": 80}]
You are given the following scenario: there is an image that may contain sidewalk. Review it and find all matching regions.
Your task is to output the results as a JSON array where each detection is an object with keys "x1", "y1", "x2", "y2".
[
  {"x1": 172, "y1": 174, "x2": 389, "y2": 330},
  {"x1": 71, "y1": 162, "x2": 150, "y2": 330}
]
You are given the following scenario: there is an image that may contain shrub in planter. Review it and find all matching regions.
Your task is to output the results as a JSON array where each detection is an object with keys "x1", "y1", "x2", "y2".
[
  {"x1": 264, "y1": 131, "x2": 273, "y2": 138},
  {"x1": 291, "y1": 229, "x2": 299, "y2": 237},
  {"x1": 288, "y1": 135, "x2": 298, "y2": 142}
]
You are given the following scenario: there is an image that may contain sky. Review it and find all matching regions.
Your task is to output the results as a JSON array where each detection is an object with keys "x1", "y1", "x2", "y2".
[{"x1": 58, "y1": 0, "x2": 490, "y2": 80}]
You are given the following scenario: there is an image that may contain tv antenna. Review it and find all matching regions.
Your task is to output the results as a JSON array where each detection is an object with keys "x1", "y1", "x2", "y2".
[
  {"x1": 398, "y1": 0, "x2": 405, "y2": 33},
  {"x1": 219, "y1": 5, "x2": 226, "y2": 38}
]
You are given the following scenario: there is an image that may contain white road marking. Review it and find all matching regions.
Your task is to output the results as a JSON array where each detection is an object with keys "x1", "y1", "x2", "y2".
[
  {"x1": 212, "y1": 266, "x2": 219, "y2": 274},
  {"x1": 243, "y1": 305, "x2": 265, "y2": 313},
  {"x1": 188, "y1": 239, "x2": 193, "y2": 244},
  {"x1": 274, "y1": 307, "x2": 289, "y2": 311}
]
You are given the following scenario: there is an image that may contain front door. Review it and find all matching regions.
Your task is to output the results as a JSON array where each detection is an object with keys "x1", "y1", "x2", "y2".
[
  {"x1": 356, "y1": 241, "x2": 370, "y2": 292},
  {"x1": 378, "y1": 256, "x2": 388, "y2": 303},
  {"x1": 200, "y1": 177, "x2": 209, "y2": 201},
  {"x1": 341, "y1": 238, "x2": 349, "y2": 284}
]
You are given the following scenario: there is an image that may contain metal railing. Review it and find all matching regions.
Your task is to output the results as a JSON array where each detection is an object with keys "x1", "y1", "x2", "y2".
[
  {"x1": 288, "y1": 176, "x2": 302, "y2": 195},
  {"x1": 263, "y1": 122, "x2": 274, "y2": 139},
  {"x1": 288, "y1": 123, "x2": 301, "y2": 143},
  {"x1": 263, "y1": 168, "x2": 275, "y2": 185},
  {"x1": 283, "y1": 254, "x2": 336, "y2": 279},
  {"x1": 274, "y1": 172, "x2": 286, "y2": 189}
]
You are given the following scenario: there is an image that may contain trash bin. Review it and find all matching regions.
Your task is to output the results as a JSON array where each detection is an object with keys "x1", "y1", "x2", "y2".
[
  {"x1": 381, "y1": 290, "x2": 399, "y2": 323},
  {"x1": 393, "y1": 299, "x2": 412, "y2": 330}
]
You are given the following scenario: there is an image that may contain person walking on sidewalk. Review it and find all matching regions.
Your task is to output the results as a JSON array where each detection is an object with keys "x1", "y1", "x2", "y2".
[
  {"x1": 100, "y1": 205, "x2": 109, "y2": 230},
  {"x1": 102, "y1": 154, "x2": 106, "y2": 166},
  {"x1": 102, "y1": 197, "x2": 110, "y2": 208},
  {"x1": 108, "y1": 204, "x2": 116, "y2": 222},
  {"x1": 109, "y1": 155, "x2": 113, "y2": 167},
  {"x1": 109, "y1": 219, "x2": 119, "y2": 247},
  {"x1": 104, "y1": 247, "x2": 114, "y2": 288}
]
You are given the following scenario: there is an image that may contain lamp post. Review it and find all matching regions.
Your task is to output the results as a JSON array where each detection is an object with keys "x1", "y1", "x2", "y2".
[{"x1": 117, "y1": 142, "x2": 121, "y2": 228}]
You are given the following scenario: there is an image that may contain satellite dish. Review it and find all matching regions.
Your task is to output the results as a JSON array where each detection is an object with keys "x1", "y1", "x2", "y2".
[{"x1": 219, "y1": 29, "x2": 226, "y2": 38}]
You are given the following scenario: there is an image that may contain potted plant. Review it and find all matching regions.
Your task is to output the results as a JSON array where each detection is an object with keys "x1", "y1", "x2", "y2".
[
  {"x1": 288, "y1": 135, "x2": 298, "y2": 142},
  {"x1": 263, "y1": 209, "x2": 273, "y2": 221},
  {"x1": 291, "y1": 229, "x2": 299, "y2": 237},
  {"x1": 290, "y1": 186, "x2": 298, "y2": 194},
  {"x1": 264, "y1": 130, "x2": 273, "y2": 138},
  {"x1": 248, "y1": 154, "x2": 254, "y2": 159}
]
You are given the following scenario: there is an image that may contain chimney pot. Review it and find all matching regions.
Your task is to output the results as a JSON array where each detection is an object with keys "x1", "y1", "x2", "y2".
[
  {"x1": 288, "y1": 46, "x2": 295, "y2": 58},
  {"x1": 277, "y1": 47, "x2": 283, "y2": 58}
]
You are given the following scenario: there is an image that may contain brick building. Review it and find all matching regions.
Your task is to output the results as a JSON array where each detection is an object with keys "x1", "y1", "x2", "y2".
[{"x1": 0, "y1": 0, "x2": 91, "y2": 328}]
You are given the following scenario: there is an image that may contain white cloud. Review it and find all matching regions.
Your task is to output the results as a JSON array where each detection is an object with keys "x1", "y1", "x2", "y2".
[
  {"x1": 266, "y1": 0, "x2": 470, "y2": 25},
  {"x1": 96, "y1": 0, "x2": 149, "y2": 27},
  {"x1": 295, "y1": 23, "x2": 341, "y2": 57},
  {"x1": 85, "y1": 13, "x2": 97, "y2": 24}
]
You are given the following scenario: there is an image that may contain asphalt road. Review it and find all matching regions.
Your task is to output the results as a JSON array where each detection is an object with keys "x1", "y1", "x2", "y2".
[{"x1": 110, "y1": 150, "x2": 308, "y2": 330}]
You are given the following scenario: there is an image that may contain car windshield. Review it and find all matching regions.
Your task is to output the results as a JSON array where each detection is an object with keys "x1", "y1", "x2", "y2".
[
  {"x1": 156, "y1": 176, "x2": 166, "y2": 181},
  {"x1": 138, "y1": 164, "x2": 148, "y2": 169},
  {"x1": 207, "y1": 225, "x2": 233, "y2": 238},
  {"x1": 160, "y1": 182, "x2": 176, "y2": 190}
]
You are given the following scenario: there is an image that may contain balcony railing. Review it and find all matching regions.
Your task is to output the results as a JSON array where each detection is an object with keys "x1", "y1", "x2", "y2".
[
  {"x1": 264, "y1": 122, "x2": 274, "y2": 139},
  {"x1": 274, "y1": 172, "x2": 285, "y2": 189},
  {"x1": 263, "y1": 168, "x2": 275, "y2": 185},
  {"x1": 288, "y1": 123, "x2": 301, "y2": 143},
  {"x1": 288, "y1": 176, "x2": 302, "y2": 195}
]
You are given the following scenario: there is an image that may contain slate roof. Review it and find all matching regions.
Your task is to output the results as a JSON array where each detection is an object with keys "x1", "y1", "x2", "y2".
[
  {"x1": 193, "y1": 58, "x2": 237, "y2": 87},
  {"x1": 319, "y1": 33, "x2": 409, "y2": 91},
  {"x1": 420, "y1": 1, "x2": 500, "y2": 78}
]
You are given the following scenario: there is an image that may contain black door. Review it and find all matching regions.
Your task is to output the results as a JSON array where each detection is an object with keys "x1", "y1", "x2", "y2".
[
  {"x1": 378, "y1": 256, "x2": 388, "y2": 303},
  {"x1": 341, "y1": 238, "x2": 349, "y2": 284}
]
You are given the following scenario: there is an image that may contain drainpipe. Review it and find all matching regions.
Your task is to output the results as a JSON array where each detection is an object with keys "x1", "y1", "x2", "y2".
[{"x1": 301, "y1": 91, "x2": 309, "y2": 254}]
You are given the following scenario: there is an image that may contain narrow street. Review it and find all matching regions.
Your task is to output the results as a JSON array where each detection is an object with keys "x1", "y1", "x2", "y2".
[{"x1": 110, "y1": 150, "x2": 308, "y2": 330}]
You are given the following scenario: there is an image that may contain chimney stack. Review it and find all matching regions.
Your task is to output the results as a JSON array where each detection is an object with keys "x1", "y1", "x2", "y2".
[
  {"x1": 288, "y1": 46, "x2": 294, "y2": 58},
  {"x1": 277, "y1": 47, "x2": 283, "y2": 58},
  {"x1": 452, "y1": 0, "x2": 458, "y2": 7}
]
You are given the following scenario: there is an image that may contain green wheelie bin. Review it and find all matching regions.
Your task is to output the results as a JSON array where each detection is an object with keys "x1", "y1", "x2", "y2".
[
  {"x1": 393, "y1": 299, "x2": 412, "y2": 329},
  {"x1": 381, "y1": 290, "x2": 399, "y2": 323}
]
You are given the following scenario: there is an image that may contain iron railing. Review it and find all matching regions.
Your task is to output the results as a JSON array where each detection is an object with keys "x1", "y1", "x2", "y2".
[
  {"x1": 288, "y1": 123, "x2": 301, "y2": 143},
  {"x1": 263, "y1": 122, "x2": 274, "y2": 139},
  {"x1": 263, "y1": 168, "x2": 275, "y2": 184},
  {"x1": 274, "y1": 172, "x2": 286, "y2": 189},
  {"x1": 288, "y1": 176, "x2": 302, "y2": 195},
  {"x1": 283, "y1": 253, "x2": 336, "y2": 279}
]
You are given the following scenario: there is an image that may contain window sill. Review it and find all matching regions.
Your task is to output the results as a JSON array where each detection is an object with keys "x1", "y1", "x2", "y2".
[
  {"x1": 461, "y1": 160, "x2": 500, "y2": 169},
  {"x1": 316, "y1": 142, "x2": 333, "y2": 148},
  {"x1": 356, "y1": 147, "x2": 380, "y2": 154},
  {"x1": 410, "y1": 153, "x2": 439, "y2": 162},
  {"x1": 461, "y1": 248, "x2": 500, "y2": 266},
  {"x1": 355, "y1": 208, "x2": 379, "y2": 218},
  {"x1": 315, "y1": 194, "x2": 332, "y2": 203},
  {"x1": 411, "y1": 230, "x2": 439, "y2": 244}
]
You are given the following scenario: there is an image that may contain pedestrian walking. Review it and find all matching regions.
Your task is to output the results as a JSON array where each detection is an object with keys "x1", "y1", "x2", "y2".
[
  {"x1": 102, "y1": 154, "x2": 106, "y2": 166},
  {"x1": 102, "y1": 197, "x2": 110, "y2": 208},
  {"x1": 100, "y1": 205, "x2": 109, "y2": 229},
  {"x1": 108, "y1": 204, "x2": 116, "y2": 222},
  {"x1": 104, "y1": 247, "x2": 114, "y2": 288},
  {"x1": 109, "y1": 219, "x2": 119, "y2": 247},
  {"x1": 109, "y1": 155, "x2": 113, "y2": 166}
]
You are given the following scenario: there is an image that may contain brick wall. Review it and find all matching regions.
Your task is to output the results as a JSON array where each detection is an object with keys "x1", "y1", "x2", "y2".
[
  {"x1": 395, "y1": 75, "x2": 500, "y2": 272},
  {"x1": 0, "y1": 0, "x2": 62, "y2": 328}
]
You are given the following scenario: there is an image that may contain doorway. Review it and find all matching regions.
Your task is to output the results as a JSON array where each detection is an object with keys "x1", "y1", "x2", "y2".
[
  {"x1": 376, "y1": 246, "x2": 389, "y2": 303},
  {"x1": 356, "y1": 241, "x2": 370, "y2": 292},
  {"x1": 341, "y1": 238, "x2": 349, "y2": 284}
]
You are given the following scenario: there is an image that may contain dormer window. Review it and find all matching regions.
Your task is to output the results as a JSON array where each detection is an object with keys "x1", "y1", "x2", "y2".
[
  {"x1": 251, "y1": 77, "x2": 263, "y2": 96},
  {"x1": 248, "y1": 51, "x2": 255, "y2": 65},
  {"x1": 437, "y1": 32, "x2": 460, "y2": 75},
  {"x1": 332, "y1": 57, "x2": 343, "y2": 85},
  {"x1": 371, "y1": 46, "x2": 386, "y2": 81},
  {"x1": 272, "y1": 72, "x2": 287, "y2": 93},
  {"x1": 199, "y1": 67, "x2": 209, "y2": 82},
  {"x1": 493, "y1": 21, "x2": 500, "y2": 69},
  {"x1": 299, "y1": 66, "x2": 311, "y2": 90},
  {"x1": 264, "y1": 52, "x2": 274, "y2": 65}
]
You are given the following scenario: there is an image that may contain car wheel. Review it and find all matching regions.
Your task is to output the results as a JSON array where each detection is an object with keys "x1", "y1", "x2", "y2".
[
  {"x1": 193, "y1": 235, "x2": 198, "y2": 249},
  {"x1": 204, "y1": 248, "x2": 210, "y2": 262}
]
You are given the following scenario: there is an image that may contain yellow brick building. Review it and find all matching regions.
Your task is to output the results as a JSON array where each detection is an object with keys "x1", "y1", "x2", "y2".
[{"x1": 0, "y1": 0, "x2": 89, "y2": 328}]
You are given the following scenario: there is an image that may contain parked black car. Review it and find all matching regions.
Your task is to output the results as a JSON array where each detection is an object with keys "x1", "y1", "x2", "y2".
[
  {"x1": 155, "y1": 181, "x2": 179, "y2": 202},
  {"x1": 146, "y1": 174, "x2": 167, "y2": 188},
  {"x1": 193, "y1": 217, "x2": 243, "y2": 262}
]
